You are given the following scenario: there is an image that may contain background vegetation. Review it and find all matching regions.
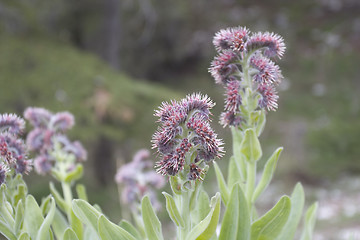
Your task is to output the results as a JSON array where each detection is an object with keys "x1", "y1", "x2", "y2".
[{"x1": 0, "y1": 0, "x2": 359, "y2": 238}]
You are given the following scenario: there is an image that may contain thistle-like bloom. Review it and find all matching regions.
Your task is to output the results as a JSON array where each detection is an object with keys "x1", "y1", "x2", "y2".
[
  {"x1": 0, "y1": 113, "x2": 32, "y2": 185},
  {"x1": 0, "y1": 114, "x2": 26, "y2": 135},
  {"x1": 209, "y1": 26, "x2": 286, "y2": 127},
  {"x1": 24, "y1": 107, "x2": 86, "y2": 175},
  {"x1": 152, "y1": 93, "x2": 224, "y2": 181},
  {"x1": 213, "y1": 26, "x2": 249, "y2": 52},
  {"x1": 115, "y1": 149, "x2": 165, "y2": 210}
]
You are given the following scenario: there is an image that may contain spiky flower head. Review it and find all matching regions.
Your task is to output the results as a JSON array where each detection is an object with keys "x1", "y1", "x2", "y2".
[
  {"x1": 152, "y1": 93, "x2": 224, "y2": 181},
  {"x1": 24, "y1": 107, "x2": 86, "y2": 175},
  {"x1": 209, "y1": 26, "x2": 286, "y2": 127},
  {"x1": 0, "y1": 113, "x2": 32, "y2": 185}
]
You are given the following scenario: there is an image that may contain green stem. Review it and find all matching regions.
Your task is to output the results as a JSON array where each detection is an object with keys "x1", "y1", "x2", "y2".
[
  {"x1": 246, "y1": 161, "x2": 256, "y2": 217},
  {"x1": 178, "y1": 190, "x2": 190, "y2": 240},
  {"x1": 61, "y1": 181, "x2": 73, "y2": 223}
]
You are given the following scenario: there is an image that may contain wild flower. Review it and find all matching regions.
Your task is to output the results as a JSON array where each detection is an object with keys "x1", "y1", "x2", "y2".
[
  {"x1": 152, "y1": 93, "x2": 224, "y2": 181},
  {"x1": 24, "y1": 107, "x2": 86, "y2": 175},
  {"x1": 0, "y1": 113, "x2": 31, "y2": 184},
  {"x1": 115, "y1": 149, "x2": 165, "y2": 210},
  {"x1": 209, "y1": 26, "x2": 285, "y2": 127}
]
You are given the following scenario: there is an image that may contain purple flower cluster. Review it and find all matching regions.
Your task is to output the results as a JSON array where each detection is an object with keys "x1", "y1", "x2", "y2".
[
  {"x1": 209, "y1": 26, "x2": 285, "y2": 127},
  {"x1": 24, "y1": 107, "x2": 87, "y2": 175},
  {"x1": 115, "y1": 149, "x2": 165, "y2": 209},
  {"x1": 152, "y1": 93, "x2": 224, "y2": 180},
  {"x1": 0, "y1": 114, "x2": 31, "y2": 184}
]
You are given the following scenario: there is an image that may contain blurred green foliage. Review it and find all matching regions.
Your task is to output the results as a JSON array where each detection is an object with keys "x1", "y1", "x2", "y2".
[{"x1": 0, "y1": 0, "x2": 359, "y2": 192}]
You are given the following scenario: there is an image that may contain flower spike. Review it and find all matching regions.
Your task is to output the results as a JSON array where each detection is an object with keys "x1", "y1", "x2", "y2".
[
  {"x1": 246, "y1": 31, "x2": 286, "y2": 59},
  {"x1": 152, "y1": 93, "x2": 223, "y2": 181}
]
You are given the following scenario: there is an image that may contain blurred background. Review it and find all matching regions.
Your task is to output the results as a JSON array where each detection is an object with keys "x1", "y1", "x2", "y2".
[{"x1": 0, "y1": 0, "x2": 359, "y2": 239}]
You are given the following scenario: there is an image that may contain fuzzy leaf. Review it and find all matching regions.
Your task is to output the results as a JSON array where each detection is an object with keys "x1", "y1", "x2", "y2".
[
  {"x1": 63, "y1": 228, "x2": 79, "y2": 240},
  {"x1": 24, "y1": 195, "x2": 44, "y2": 239},
  {"x1": 277, "y1": 183, "x2": 305, "y2": 240},
  {"x1": 49, "y1": 182, "x2": 67, "y2": 213},
  {"x1": 98, "y1": 215, "x2": 136, "y2": 240},
  {"x1": 40, "y1": 195, "x2": 52, "y2": 215},
  {"x1": 231, "y1": 127, "x2": 246, "y2": 180},
  {"x1": 241, "y1": 128, "x2": 262, "y2": 162},
  {"x1": 14, "y1": 199, "x2": 24, "y2": 236},
  {"x1": 219, "y1": 184, "x2": 250, "y2": 240},
  {"x1": 0, "y1": 219, "x2": 16, "y2": 240},
  {"x1": 76, "y1": 184, "x2": 88, "y2": 201},
  {"x1": 252, "y1": 147, "x2": 283, "y2": 202},
  {"x1": 300, "y1": 202, "x2": 318, "y2": 240},
  {"x1": 141, "y1": 196, "x2": 164, "y2": 240},
  {"x1": 189, "y1": 181, "x2": 201, "y2": 211},
  {"x1": 70, "y1": 208, "x2": 84, "y2": 240},
  {"x1": 72, "y1": 199, "x2": 101, "y2": 237},
  {"x1": 227, "y1": 157, "x2": 240, "y2": 188},
  {"x1": 219, "y1": 185, "x2": 239, "y2": 240},
  {"x1": 193, "y1": 190, "x2": 210, "y2": 224},
  {"x1": 162, "y1": 192, "x2": 185, "y2": 228},
  {"x1": 213, "y1": 162, "x2": 230, "y2": 205},
  {"x1": 186, "y1": 192, "x2": 221, "y2": 240},
  {"x1": 52, "y1": 209, "x2": 69, "y2": 240},
  {"x1": 36, "y1": 197, "x2": 56, "y2": 240},
  {"x1": 169, "y1": 176, "x2": 182, "y2": 195},
  {"x1": 119, "y1": 220, "x2": 142, "y2": 240},
  {"x1": 64, "y1": 164, "x2": 83, "y2": 183},
  {"x1": 18, "y1": 232, "x2": 31, "y2": 240},
  {"x1": 255, "y1": 110, "x2": 266, "y2": 136},
  {"x1": 251, "y1": 196, "x2": 291, "y2": 240},
  {"x1": 13, "y1": 184, "x2": 27, "y2": 207}
]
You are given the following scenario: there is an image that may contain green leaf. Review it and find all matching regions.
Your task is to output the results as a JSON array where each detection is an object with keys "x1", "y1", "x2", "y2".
[
  {"x1": 0, "y1": 219, "x2": 16, "y2": 240},
  {"x1": 72, "y1": 199, "x2": 102, "y2": 237},
  {"x1": 219, "y1": 185, "x2": 239, "y2": 240},
  {"x1": 63, "y1": 228, "x2": 80, "y2": 240},
  {"x1": 189, "y1": 181, "x2": 201, "y2": 211},
  {"x1": 213, "y1": 162, "x2": 229, "y2": 206},
  {"x1": 70, "y1": 209, "x2": 84, "y2": 240},
  {"x1": 192, "y1": 190, "x2": 210, "y2": 224},
  {"x1": 277, "y1": 183, "x2": 305, "y2": 240},
  {"x1": 162, "y1": 192, "x2": 185, "y2": 228},
  {"x1": 64, "y1": 164, "x2": 83, "y2": 183},
  {"x1": 186, "y1": 193, "x2": 221, "y2": 240},
  {"x1": 18, "y1": 232, "x2": 31, "y2": 240},
  {"x1": 24, "y1": 195, "x2": 44, "y2": 239},
  {"x1": 52, "y1": 209, "x2": 69, "y2": 240},
  {"x1": 76, "y1": 184, "x2": 88, "y2": 201},
  {"x1": 14, "y1": 199, "x2": 24, "y2": 236},
  {"x1": 219, "y1": 184, "x2": 250, "y2": 240},
  {"x1": 119, "y1": 220, "x2": 142, "y2": 240},
  {"x1": 0, "y1": 184, "x2": 5, "y2": 205},
  {"x1": 40, "y1": 195, "x2": 52, "y2": 215},
  {"x1": 13, "y1": 184, "x2": 27, "y2": 207},
  {"x1": 252, "y1": 147, "x2": 283, "y2": 202},
  {"x1": 5, "y1": 201, "x2": 14, "y2": 216},
  {"x1": 241, "y1": 128, "x2": 262, "y2": 163},
  {"x1": 83, "y1": 225, "x2": 100, "y2": 240},
  {"x1": 231, "y1": 127, "x2": 246, "y2": 180},
  {"x1": 255, "y1": 110, "x2": 266, "y2": 136},
  {"x1": 141, "y1": 195, "x2": 164, "y2": 240},
  {"x1": 300, "y1": 202, "x2": 318, "y2": 240},
  {"x1": 251, "y1": 196, "x2": 291, "y2": 240},
  {"x1": 98, "y1": 215, "x2": 136, "y2": 240},
  {"x1": 49, "y1": 182, "x2": 67, "y2": 213},
  {"x1": 36, "y1": 197, "x2": 56, "y2": 240},
  {"x1": 170, "y1": 176, "x2": 182, "y2": 195}
]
